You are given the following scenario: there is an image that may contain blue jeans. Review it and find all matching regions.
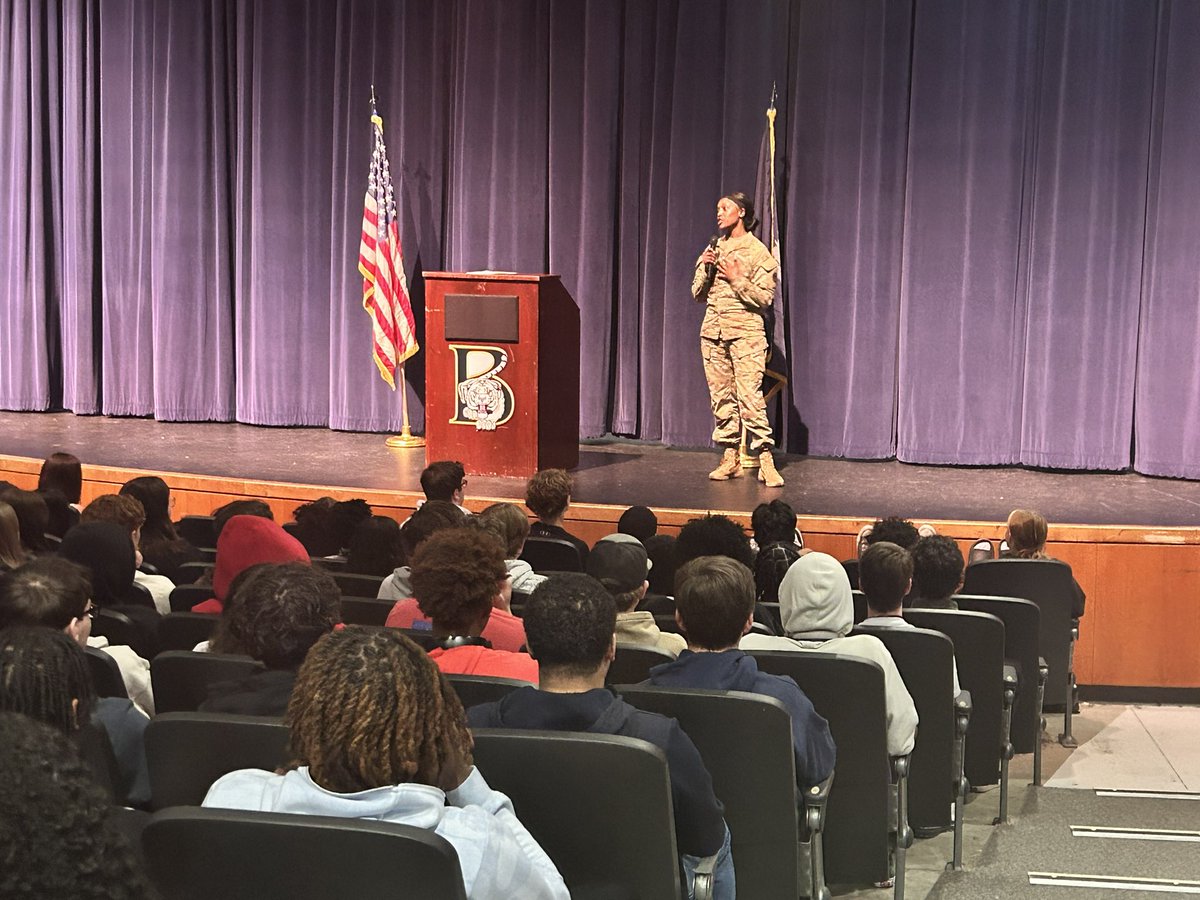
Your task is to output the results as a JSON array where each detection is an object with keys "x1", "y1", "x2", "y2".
[{"x1": 682, "y1": 824, "x2": 735, "y2": 900}]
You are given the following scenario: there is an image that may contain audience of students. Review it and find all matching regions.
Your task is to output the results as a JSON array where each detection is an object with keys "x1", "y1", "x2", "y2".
[
  {"x1": 203, "y1": 627, "x2": 569, "y2": 899},
  {"x1": 588, "y1": 535, "x2": 686, "y2": 656},
  {"x1": 740, "y1": 551, "x2": 918, "y2": 756},
  {"x1": 525, "y1": 468, "x2": 589, "y2": 567},
  {"x1": 646, "y1": 555, "x2": 837, "y2": 786},
  {"x1": 0, "y1": 711, "x2": 155, "y2": 898},
  {"x1": 409, "y1": 528, "x2": 536, "y2": 680},
  {"x1": 477, "y1": 501, "x2": 548, "y2": 594},
  {"x1": 0, "y1": 626, "x2": 150, "y2": 807},
  {"x1": 467, "y1": 573, "x2": 735, "y2": 898},
  {"x1": 201, "y1": 562, "x2": 342, "y2": 716}
]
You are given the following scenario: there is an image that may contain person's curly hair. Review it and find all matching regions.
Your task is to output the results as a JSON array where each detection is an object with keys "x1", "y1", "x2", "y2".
[
  {"x1": 524, "y1": 469, "x2": 572, "y2": 520},
  {"x1": 209, "y1": 563, "x2": 341, "y2": 669},
  {"x1": 0, "y1": 712, "x2": 157, "y2": 898},
  {"x1": 286, "y1": 628, "x2": 472, "y2": 794},
  {"x1": 675, "y1": 515, "x2": 755, "y2": 570},
  {"x1": 477, "y1": 502, "x2": 530, "y2": 558},
  {"x1": 910, "y1": 535, "x2": 964, "y2": 601},
  {"x1": 751, "y1": 500, "x2": 797, "y2": 548},
  {"x1": 345, "y1": 516, "x2": 404, "y2": 576},
  {"x1": 410, "y1": 528, "x2": 506, "y2": 634},
  {"x1": 212, "y1": 499, "x2": 274, "y2": 541},
  {"x1": 523, "y1": 574, "x2": 616, "y2": 678},
  {"x1": 865, "y1": 517, "x2": 921, "y2": 550},
  {"x1": 0, "y1": 627, "x2": 95, "y2": 734}
]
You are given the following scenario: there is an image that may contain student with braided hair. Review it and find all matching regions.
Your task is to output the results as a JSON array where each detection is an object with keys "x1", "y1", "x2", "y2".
[
  {"x1": 0, "y1": 626, "x2": 150, "y2": 806},
  {"x1": 204, "y1": 627, "x2": 569, "y2": 899}
]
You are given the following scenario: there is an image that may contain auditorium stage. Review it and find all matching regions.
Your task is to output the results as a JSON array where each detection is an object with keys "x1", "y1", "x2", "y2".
[{"x1": 2, "y1": 411, "x2": 1199, "y2": 691}]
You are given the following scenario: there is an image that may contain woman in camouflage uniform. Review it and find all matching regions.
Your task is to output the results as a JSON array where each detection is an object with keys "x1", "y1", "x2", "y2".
[{"x1": 692, "y1": 192, "x2": 783, "y2": 487}]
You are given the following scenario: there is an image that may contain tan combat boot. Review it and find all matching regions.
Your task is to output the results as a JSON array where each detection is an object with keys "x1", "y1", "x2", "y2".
[
  {"x1": 758, "y1": 449, "x2": 784, "y2": 488},
  {"x1": 708, "y1": 447, "x2": 742, "y2": 480}
]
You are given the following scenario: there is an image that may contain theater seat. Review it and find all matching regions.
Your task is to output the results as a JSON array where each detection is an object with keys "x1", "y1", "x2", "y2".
[
  {"x1": 519, "y1": 536, "x2": 582, "y2": 573},
  {"x1": 143, "y1": 807, "x2": 467, "y2": 900},
  {"x1": 150, "y1": 651, "x2": 264, "y2": 714}
]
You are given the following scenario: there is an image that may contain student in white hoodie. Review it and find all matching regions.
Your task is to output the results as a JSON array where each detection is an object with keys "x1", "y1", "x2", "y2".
[
  {"x1": 739, "y1": 551, "x2": 918, "y2": 756},
  {"x1": 204, "y1": 627, "x2": 568, "y2": 900}
]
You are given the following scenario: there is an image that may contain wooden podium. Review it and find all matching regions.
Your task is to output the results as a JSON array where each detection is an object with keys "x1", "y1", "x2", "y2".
[{"x1": 422, "y1": 273, "x2": 580, "y2": 478}]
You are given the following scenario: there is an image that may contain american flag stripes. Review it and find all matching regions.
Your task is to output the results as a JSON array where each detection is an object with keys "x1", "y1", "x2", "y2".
[{"x1": 359, "y1": 110, "x2": 418, "y2": 389}]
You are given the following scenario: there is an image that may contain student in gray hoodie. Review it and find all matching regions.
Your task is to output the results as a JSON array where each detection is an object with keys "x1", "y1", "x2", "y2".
[
  {"x1": 644, "y1": 555, "x2": 836, "y2": 786},
  {"x1": 739, "y1": 551, "x2": 918, "y2": 757}
]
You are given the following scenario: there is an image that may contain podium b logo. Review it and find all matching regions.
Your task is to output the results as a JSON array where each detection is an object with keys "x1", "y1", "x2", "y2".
[{"x1": 450, "y1": 345, "x2": 515, "y2": 432}]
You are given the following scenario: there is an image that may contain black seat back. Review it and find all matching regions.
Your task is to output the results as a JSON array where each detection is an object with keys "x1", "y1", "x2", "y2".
[
  {"x1": 169, "y1": 583, "x2": 215, "y2": 612},
  {"x1": 92, "y1": 607, "x2": 156, "y2": 660},
  {"x1": 471, "y1": 729, "x2": 681, "y2": 899},
  {"x1": 145, "y1": 711, "x2": 290, "y2": 810},
  {"x1": 142, "y1": 807, "x2": 468, "y2": 900},
  {"x1": 332, "y1": 572, "x2": 385, "y2": 598},
  {"x1": 747, "y1": 651, "x2": 891, "y2": 885},
  {"x1": 339, "y1": 597, "x2": 394, "y2": 626},
  {"x1": 962, "y1": 559, "x2": 1078, "y2": 708},
  {"x1": 519, "y1": 536, "x2": 582, "y2": 573},
  {"x1": 851, "y1": 589, "x2": 868, "y2": 624},
  {"x1": 157, "y1": 612, "x2": 219, "y2": 652},
  {"x1": 176, "y1": 515, "x2": 217, "y2": 550},
  {"x1": 955, "y1": 594, "x2": 1041, "y2": 752},
  {"x1": 841, "y1": 559, "x2": 860, "y2": 590},
  {"x1": 605, "y1": 643, "x2": 676, "y2": 685},
  {"x1": 851, "y1": 626, "x2": 956, "y2": 834},
  {"x1": 445, "y1": 673, "x2": 528, "y2": 709},
  {"x1": 615, "y1": 686, "x2": 803, "y2": 900},
  {"x1": 85, "y1": 646, "x2": 128, "y2": 699},
  {"x1": 174, "y1": 561, "x2": 213, "y2": 585},
  {"x1": 151, "y1": 651, "x2": 265, "y2": 714},
  {"x1": 906, "y1": 609, "x2": 1005, "y2": 787}
]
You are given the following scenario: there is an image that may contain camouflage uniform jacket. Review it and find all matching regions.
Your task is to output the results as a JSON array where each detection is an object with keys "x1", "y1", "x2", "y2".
[{"x1": 691, "y1": 231, "x2": 779, "y2": 340}]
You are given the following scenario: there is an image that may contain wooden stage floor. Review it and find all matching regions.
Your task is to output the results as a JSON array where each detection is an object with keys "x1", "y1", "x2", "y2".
[{"x1": 2, "y1": 412, "x2": 1198, "y2": 691}]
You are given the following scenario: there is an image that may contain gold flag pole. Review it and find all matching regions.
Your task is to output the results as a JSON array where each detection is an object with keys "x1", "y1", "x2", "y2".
[{"x1": 386, "y1": 364, "x2": 425, "y2": 448}]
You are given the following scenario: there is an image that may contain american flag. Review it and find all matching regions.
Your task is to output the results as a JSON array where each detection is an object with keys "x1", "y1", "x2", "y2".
[{"x1": 358, "y1": 108, "x2": 418, "y2": 389}]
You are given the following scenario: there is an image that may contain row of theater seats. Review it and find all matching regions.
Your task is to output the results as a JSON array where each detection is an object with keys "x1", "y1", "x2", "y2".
[{"x1": 128, "y1": 517, "x2": 1082, "y2": 898}]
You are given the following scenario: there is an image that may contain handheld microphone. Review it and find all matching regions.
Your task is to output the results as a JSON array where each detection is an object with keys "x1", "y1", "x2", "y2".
[
  {"x1": 698, "y1": 235, "x2": 720, "y2": 302},
  {"x1": 704, "y1": 235, "x2": 720, "y2": 277}
]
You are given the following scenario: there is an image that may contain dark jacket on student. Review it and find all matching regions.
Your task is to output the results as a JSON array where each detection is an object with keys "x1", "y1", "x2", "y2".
[
  {"x1": 467, "y1": 686, "x2": 726, "y2": 857},
  {"x1": 644, "y1": 649, "x2": 836, "y2": 786}
]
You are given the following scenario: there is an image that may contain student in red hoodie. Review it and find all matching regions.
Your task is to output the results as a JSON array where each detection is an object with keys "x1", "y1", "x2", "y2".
[
  {"x1": 191, "y1": 515, "x2": 310, "y2": 615},
  {"x1": 411, "y1": 528, "x2": 538, "y2": 684}
]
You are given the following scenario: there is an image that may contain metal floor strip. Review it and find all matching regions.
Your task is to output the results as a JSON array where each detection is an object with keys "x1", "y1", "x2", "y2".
[
  {"x1": 1095, "y1": 789, "x2": 1200, "y2": 801},
  {"x1": 1071, "y1": 825, "x2": 1200, "y2": 843},
  {"x1": 1029, "y1": 872, "x2": 1200, "y2": 894}
]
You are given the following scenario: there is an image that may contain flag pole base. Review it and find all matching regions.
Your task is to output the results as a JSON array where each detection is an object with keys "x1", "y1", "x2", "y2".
[
  {"x1": 385, "y1": 426, "x2": 425, "y2": 449},
  {"x1": 740, "y1": 449, "x2": 761, "y2": 470}
]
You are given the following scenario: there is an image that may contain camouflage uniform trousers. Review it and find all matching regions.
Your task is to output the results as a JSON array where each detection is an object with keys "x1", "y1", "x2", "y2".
[{"x1": 700, "y1": 331, "x2": 773, "y2": 453}]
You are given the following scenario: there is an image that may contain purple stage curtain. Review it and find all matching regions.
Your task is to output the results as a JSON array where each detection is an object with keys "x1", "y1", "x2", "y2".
[
  {"x1": 4, "y1": 0, "x2": 1200, "y2": 478},
  {"x1": 1136, "y1": 1, "x2": 1200, "y2": 480}
]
